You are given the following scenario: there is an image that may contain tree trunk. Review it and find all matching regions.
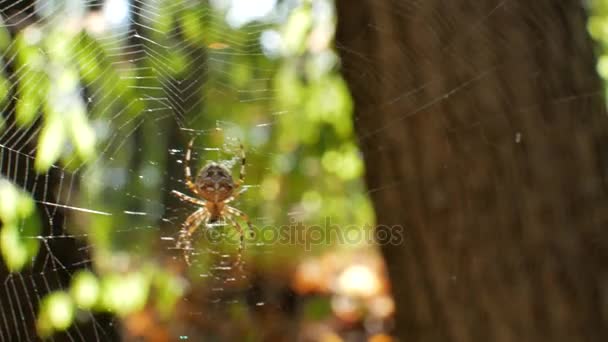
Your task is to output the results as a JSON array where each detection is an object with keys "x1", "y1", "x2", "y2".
[{"x1": 336, "y1": 1, "x2": 608, "y2": 341}]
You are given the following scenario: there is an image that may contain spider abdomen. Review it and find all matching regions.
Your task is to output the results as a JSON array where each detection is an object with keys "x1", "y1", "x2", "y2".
[{"x1": 196, "y1": 163, "x2": 235, "y2": 202}]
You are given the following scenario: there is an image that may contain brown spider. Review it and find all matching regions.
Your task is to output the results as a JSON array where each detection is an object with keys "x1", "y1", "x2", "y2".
[{"x1": 171, "y1": 138, "x2": 252, "y2": 265}]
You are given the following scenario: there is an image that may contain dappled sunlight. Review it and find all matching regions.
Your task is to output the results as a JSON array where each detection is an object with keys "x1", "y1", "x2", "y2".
[{"x1": 0, "y1": 0, "x2": 390, "y2": 340}]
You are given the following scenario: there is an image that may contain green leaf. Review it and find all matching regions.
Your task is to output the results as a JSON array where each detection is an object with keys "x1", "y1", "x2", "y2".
[
  {"x1": 15, "y1": 83, "x2": 42, "y2": 127},
  {"x1": 70, "y1": 270, "x2": 100, "y2": 309},
  {"x1": 14, "y1": 34, "x2": 46, "y2": 127},
  {"x1": 35, "y1": 115, "x2": 66, "y2": 173},
  {"x1": 0, "y1": 179, "x2": 40, "y2": 272},
  {"x1": 0, "y1": 178, "x2": 35, "y2": 222},
  {"x1": 100, "y1": 272, "x2": 150, "y2": 316},
  {"x1": 69, "y1": 107, "x2": 96, "y2": 162},
  {"x1": 0, "y1": 218, "x2": 40, "y2": 272},
  {"x1": 37, "y1": 291, "x2": 75, "y2": 338},
  {"x1": 1, "y1": 224, "x2": 29, "y2": 271},
  {"x1": 282, "y1": 7, "x2": 312, "y2": 55},
  {"x1": 180, "y1": 9, "x2": 204, "y2": 44},
  {"x1": 0, "y1": 179, "x2": 19, "y2": 222},
  {"x1": 152, "y1": 0, "x2": 175, "y2": 36},
  {"x1": 153, "y1": 271, "x2": 186, "y2": 317},
  {"x1": 0, "y1": 72, "x2": 9, "y2": 107},
  {"x1": 0, "y1": 24, "x2": 10, "y2": 53}
]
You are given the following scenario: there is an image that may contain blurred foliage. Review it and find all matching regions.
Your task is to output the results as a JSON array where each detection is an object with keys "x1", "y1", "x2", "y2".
[
  {"x1": 0, "y1": 0, "x2": 375, "y2": 339},
  {"x1": 13, "y1": 24, "x2": 98, "y2": 171},
  {"x1": 0, "y1": 178, "x2": 41, "y2": 272},
  {"x1": 589, "y1": 0, "x2": 608, "y2": 87}
]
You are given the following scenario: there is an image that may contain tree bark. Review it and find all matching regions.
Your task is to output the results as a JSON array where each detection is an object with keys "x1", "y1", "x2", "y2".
[{"x1": 336, "y1": 1, "x2": 608, "y2": 341}]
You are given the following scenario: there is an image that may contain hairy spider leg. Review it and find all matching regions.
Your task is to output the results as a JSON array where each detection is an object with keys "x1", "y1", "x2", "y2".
[
  {"x1": 178, "y1": 208, "x2": 209, "y2": 265},
  {"x1": 225, "y1": 215, "x2": 245, "y2": 266},
  {"x1": 184, "y1": 138, "x2": 200, "y2": 196},
  {"x1": 226, "y1": 206, "x2": 254, "y2": 237},
  {"x1": 171, "y1": 190, "x2": 206, "y2": 206},
  {"x1": 236, "y1": 142, "x2": 246, "y2": 187},
  {"x1": 223, "y1": 143, "x2": 247, "y2": 204},
  {"x1": 183, "y1": 208, "x2": 209, "y2": 236}
]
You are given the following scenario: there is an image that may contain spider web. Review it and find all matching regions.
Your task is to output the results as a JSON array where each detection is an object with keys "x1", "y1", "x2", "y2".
[
  {"x1": 0, "y1": 0, "x2": 286, "y2": 340},
  {"x1": 0, "y1": 0, "x2": 603, "y2": 341}
]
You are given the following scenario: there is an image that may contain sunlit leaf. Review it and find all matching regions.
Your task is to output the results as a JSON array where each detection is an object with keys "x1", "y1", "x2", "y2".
[
  {"x1": 0, "y1": 72, "x2": 9, "y2": 107},
  {"x1": 14, "y1": 32, "x2": 46, "y2": 127},
  {"x1": 74, "y1": 33, "x2": 144, "y2": 120},
  {"x1": 282, "y1": 7, "x2": 312, "y2": 55},
  {"x1": 100, "y1": 272, "x2": 150, "y2": 316},
  {"x1": 15, "y1": 81, "x2": 43, "y2": 127},
  {"x1": 275, "y1": 63, "x2": 302, "y2": 107},
  {"x1": 0, "y1": 178, "x2": 35, "y2": 218},
  {"x1": 74, "y1": 33, "x2": 105, "y2": 84},
  {"x1": 0, "y1": 224, "x2": 29, "y2": 271},
  {"x1": 168, "y1": 49, "x2": 189, "y2": 75},
  {"x1": 152, "y1": 0, "x2": 175, "y2": 36},
  {"x1": 0, "y1": 179, "x2": 40, "y2": 271},
  {"x1": 70, "y1": 270, "x2": 100, "y2": 309},
  {"x1": 37, "y1": 291, "x2": 75, "y2": 338},
  {"x1": 321, "y1": 144, "x2": 363, "y2": 180},
  {"x1": 0, "y1": 214, "x2": 40, "y2": 272},
  {"x1": 0, "y1": 23, "x2": 10, "y2": 52},
  {"x1": 180, "y1": 10, "x2": 204, "y2": 44},
  {"x1": 0, "y1": 179, "x2": 19, "y2": 222},
  {"x1": 154, "y1": 271, "x2": 186, "y2": 317},
  {"x1": 69, "y1": 108, "x2": 96, "y2": 162},
  {"x1": 35, "y1": 115, "x2": 66, "y2": 172}
]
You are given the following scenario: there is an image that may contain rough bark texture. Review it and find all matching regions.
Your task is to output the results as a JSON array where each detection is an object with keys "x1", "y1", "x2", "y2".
[{"x1": 336, "y1": 1, "x2": 608, "y2": 341}]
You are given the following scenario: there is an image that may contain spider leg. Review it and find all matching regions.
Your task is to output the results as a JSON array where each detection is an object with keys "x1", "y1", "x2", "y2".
[
  {"x1": 221, "y1": 142, "x2": 247, "y2": 204},
  {"x1": 224, "y1": 215, "x2": 245, "y2": 266},
  {"x1": 171, "y1": 190, "x2": 206, "y2": 206},
  {"x1": 184, "y1": 208, "x2": 209, "y2": 236},
  {"x1": 184, "y1": 137, "x2": 200, "y2": 196},
  {"x1": 222, "y1": 187, "x2": 247, "y2": 204},
  {"x1": 225, "y1": 206, "x2": 253, "y2": 237},
  {"x1": 177, "y1": 208, "x2": 209, "y2": 265},
  {"x1": 233, "y1": 142, "x2": 246, "y2": 190}
]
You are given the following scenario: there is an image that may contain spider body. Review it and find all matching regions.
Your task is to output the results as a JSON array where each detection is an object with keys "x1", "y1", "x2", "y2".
[
  {"x1": 196, "y1": 163, "x2": 235, "y2": 204},
  {"x1": 171, "y1": 138, "x2": 252, "y2": 265}
]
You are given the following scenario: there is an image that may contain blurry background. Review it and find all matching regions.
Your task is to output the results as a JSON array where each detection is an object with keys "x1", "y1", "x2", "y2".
[
  {"x1": 0, "y1": 0, "x2": 391, "y2": 341},
  {"x1": 2, "y1": 1, "x2": 608, "y2": 341}
]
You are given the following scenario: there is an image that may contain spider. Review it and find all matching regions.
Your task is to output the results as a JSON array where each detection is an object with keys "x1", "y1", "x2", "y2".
[{"x1": 171, "y1": 138, "x2": 252, "y2": 265}]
